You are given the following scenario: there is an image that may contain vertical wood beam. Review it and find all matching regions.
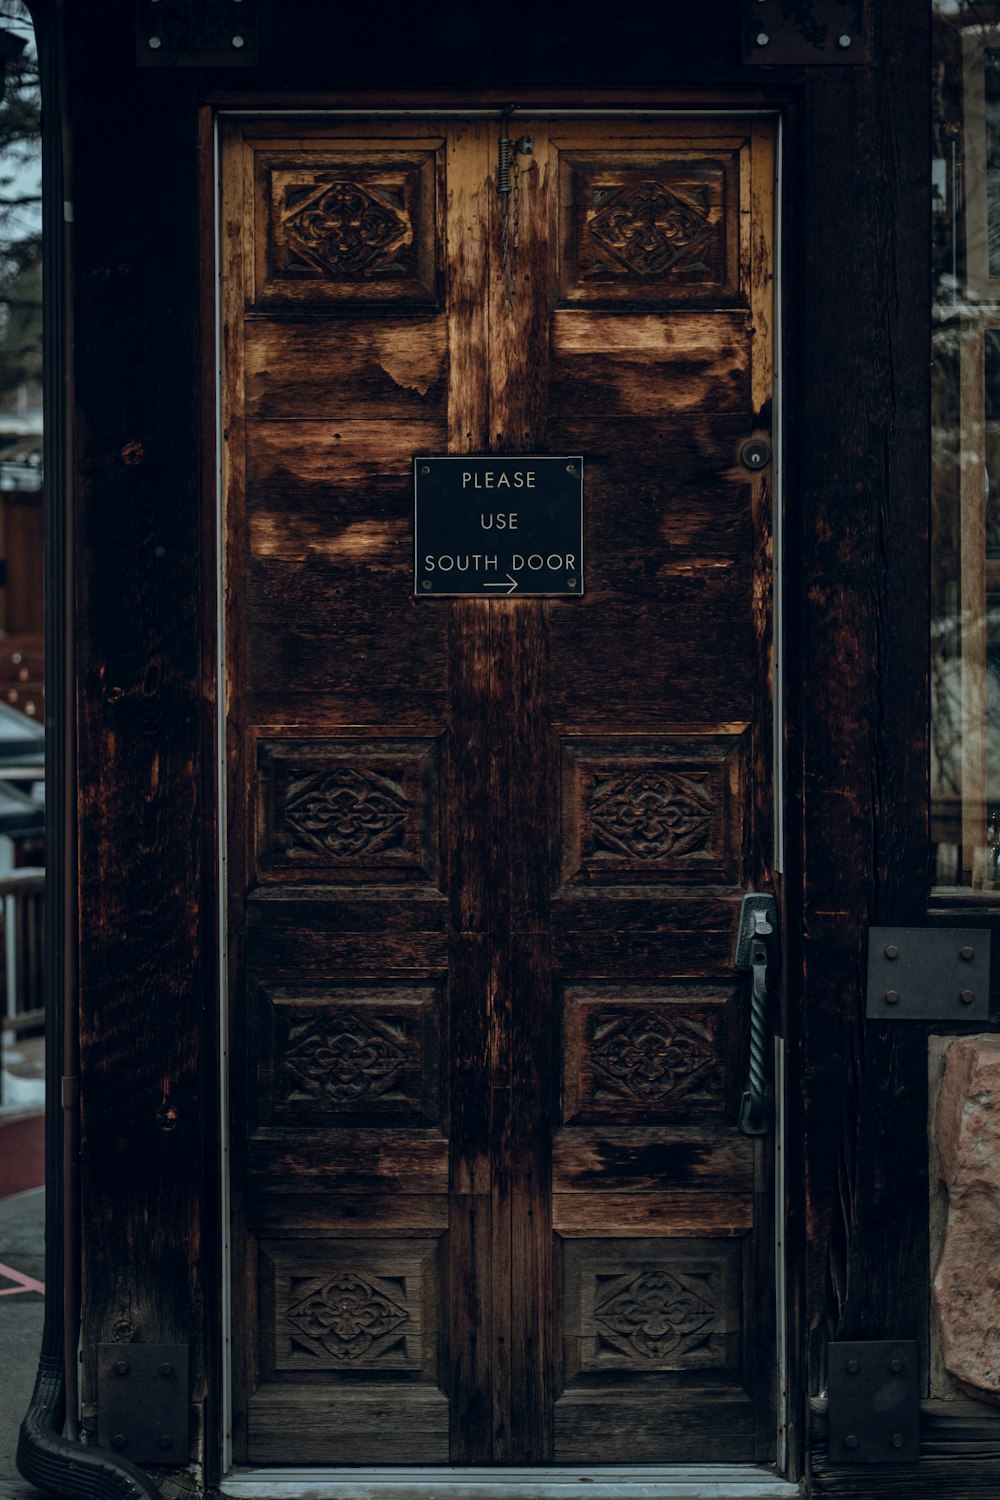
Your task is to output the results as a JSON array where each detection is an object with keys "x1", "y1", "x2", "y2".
[
  {"x1": 69, "y1": 3, "x2": 206, "y2": 1419},
  {"x1": 791, "y1": 0, "x2": 931, "y2": 1469}
]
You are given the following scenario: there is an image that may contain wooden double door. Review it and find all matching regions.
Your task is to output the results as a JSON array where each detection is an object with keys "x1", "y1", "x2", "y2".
[{"x1": 221, "y1": 113, "x2": 776, "y2": 1467}]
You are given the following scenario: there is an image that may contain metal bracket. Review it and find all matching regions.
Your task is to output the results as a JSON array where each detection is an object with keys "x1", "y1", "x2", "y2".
[
  {"x1": 743, "y1": 0, "x2": 867, "y2": 66},
  {"x1": 97, "y1": 1344, "x2": 190, "y2": 1465},
  {"x1": 867, "y1": 927, "x2": 991, "y2": 1021},
  {"x1": 827, "y1": 1341, "x2": 919, "y2": 1464},
  {"x1": 135, "y1": 0, "x2": 258, "y2": 67}
]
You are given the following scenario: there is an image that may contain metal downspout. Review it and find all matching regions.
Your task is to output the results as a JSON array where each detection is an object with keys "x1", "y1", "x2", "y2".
[{"x1": 15, "y1": 5, "x2": 160, "y2": 1495}]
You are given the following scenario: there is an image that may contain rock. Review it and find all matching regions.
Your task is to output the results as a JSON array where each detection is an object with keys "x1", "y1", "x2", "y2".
[{"x1": 933, "y1": 1036, "x2": 1000, "y2": 1404}]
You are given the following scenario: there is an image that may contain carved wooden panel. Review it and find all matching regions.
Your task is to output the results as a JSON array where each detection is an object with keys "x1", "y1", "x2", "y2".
[
  {"x1": 253, "y1": 146, "x2": 440, "y2": 307},
  {"x1": 259, "y1": 1238, "x2": 440, "y2": 1375},
  {"x1": 254, "y1": 983, "x2": 442, "y2": 1126},
  {"x1": 255, "y1": 738, "x2": 439, "y2": 884},
  {"x1": 562, "y1": 987, "x2": 739, "y2": 1124},
  {"x1": 557, "y1": 149, "x2": 741, "y2": 305},
  {"x1": 562, "y1": 1238, "x2": 742, "y2": 1379},
  {"x1": 559, "y1": 735, "x2": 746, "y2": 886}
]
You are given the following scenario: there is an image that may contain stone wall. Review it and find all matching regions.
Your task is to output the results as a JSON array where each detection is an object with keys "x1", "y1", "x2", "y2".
[{"x1": 930, "y1": 1035, "x2": 1000, "y2": 1404}]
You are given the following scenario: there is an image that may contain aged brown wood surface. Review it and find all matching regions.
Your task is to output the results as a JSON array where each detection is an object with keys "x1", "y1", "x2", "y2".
[
  {"x1": 784, "y1": 3, "x2": 935, "y2": 1486},
  {"x1": 74, "y1": 52, "x2": 208, "y2": 1429},
  {"x1": 222, "y1": 116, "x2": 775, "y2": 1466},
  {"x1": 809, "y1": 1399, "x2": 1000, "y2": 1498}
]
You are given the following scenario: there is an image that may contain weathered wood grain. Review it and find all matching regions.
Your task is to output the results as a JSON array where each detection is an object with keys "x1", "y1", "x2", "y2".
[
  {"x1": 550, "y1": 312, "x2": 751, "y2": 417},
  {"x1": 552, "y1": 1127, "x2": 754, "y2": 1193},
  {"x1": 788, "y1": 8, "x2": 933, "y2": 1471},
  {"x1": 245, "y1": 316, "x2": 447, "y2": 420},
  {"x1": 223, "y1": 112, "x2": 774, "y2": 1470},
  {"x1": 553, "y1": 1192, "x2": 753, "y2": 1236},
  {"x1": 74, "y1": 39, "x2": 207, "y2": 1425}
]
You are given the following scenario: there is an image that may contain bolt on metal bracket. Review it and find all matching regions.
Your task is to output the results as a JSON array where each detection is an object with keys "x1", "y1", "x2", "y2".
[
  {"x1": 827, "y1": 1340, "x2": 919, "y2": 1463},
  {"x1": 866, "y1": 927, "x2": 991, "y2": 1021},
  {"x1": 97, "y1": 1343, "x2": 190, "y2": 1465}
]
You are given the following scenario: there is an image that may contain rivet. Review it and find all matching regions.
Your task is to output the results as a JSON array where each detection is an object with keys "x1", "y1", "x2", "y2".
[
  {"x1": 112, "y1": 1434, "x2": 127, "y2": 1450},
  {"x1": 159, "y1": 1362, "x2": 174, "y2": 1377},
  {"x1": 960, "y1": 946, "x2": 975, "y2": 960},
  {"x1": 884, "y1": 944, "x2": 899, "y2": 960},
  {"x1": 891, "y1": 1433, "x2": 904, "y2": 1449},
  {"x1": 844, "y1": 1434, "x2": 859, "y2": 1449},
  {"x1": 421, "y1": 465, "x2": 430, "y2": 474},
  {"x1": 838, "y1": 33, "x2": 853, "y2": 47},
  {"x1": 421, "y1": 580, "x2": 432, "y2": 590},
  {"x1": 567, "y1": 578, "x2": 577, "y2": 588},
  {"x1": 566, "y1": 463, "x2": 576, "y2": 473},
  {"x1": 114, "y1": 1360, "x2": 129, "y2": 1376},
  {"x1": 232, "y1": 33, "x2": 245, "y2": 47},
  {"x1": 157, "y1": 1434, "x2": 173, "y2": 1450},
  {"x1": 846, "y1": 1358, "x2": 860, "y2": 1374},
  {"x1": 756, "y1": 32, "x2": 770, "y2": 45},
  {"x1": 106, "y1": 685, "x2": 124, "y2": 705},
  {"x1": 156, "y1": 1104, "x2": 179, "y2": 1132},
  {"x1": 148, "y1": 36, "x2": 161, "y2": 49},
  {"x1": 889, "y1": 1357, "x2": 903, "y2": 1373},
  {"x1": 960, "y1": 990, "x2": 975, "y2": 1006},
  {"x1": 884, "y1": 990, "x2": 901, "y2": 1005}
]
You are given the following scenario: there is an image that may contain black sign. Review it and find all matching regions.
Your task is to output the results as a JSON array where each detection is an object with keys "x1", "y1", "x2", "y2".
[{"x1": 414, "y1": 456, "x2": 584, "y2": 597}]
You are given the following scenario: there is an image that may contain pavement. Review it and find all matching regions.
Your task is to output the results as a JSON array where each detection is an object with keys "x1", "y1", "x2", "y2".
[
  {"x1": 0, "y1": 1184, "x2": 45, "y2": 1499},
  {"x1": 0, "y1": 1033, "x2": 46, "y2": 1499}
]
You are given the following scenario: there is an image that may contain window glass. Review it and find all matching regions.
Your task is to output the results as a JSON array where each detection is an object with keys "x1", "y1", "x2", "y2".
[{"x1": 932, "y1": 4, "x2": 1000, "y2": 890}]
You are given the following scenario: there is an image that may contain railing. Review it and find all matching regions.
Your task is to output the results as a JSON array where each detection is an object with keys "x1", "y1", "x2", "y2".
[{"x1": 0, "y1": 866, "x2": 45, "y2": 1106}]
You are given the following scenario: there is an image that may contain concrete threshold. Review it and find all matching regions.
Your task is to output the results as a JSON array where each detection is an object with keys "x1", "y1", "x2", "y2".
[{"x1": 219, "y1": 1466, "x2": 802, "y2": 1500}]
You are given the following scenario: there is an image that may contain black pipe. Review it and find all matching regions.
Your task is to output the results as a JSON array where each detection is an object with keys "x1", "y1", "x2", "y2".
[{"x1": 15, "y1": 7, "x2": 160, "y2": 1496}]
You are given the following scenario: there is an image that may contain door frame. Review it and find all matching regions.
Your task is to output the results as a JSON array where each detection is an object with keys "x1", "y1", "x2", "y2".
[{"x1": 206, "y1": 99, "x2": 791, "y2": 1488}]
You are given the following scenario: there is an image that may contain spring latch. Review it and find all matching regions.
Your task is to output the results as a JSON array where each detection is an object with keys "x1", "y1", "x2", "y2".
[{"x1": 497, "y1": 135, "x2": 514, "y2": 195}]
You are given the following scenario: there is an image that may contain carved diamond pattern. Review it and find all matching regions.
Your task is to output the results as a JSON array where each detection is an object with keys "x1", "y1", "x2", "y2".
[
  {"x1": 282, "y1": 180, "x2": 412, "y2": 279},
  {"x1": 594, "y1": 1269, "x2": 715, "y2": 1362},
  {"x1": 588, "y1": 180, "x2": 714, "y2": 278},
  {"x1": 287, "y1": 1272, "x2": 409, "y2": 1363},
  {"x1": 284, "y1": 1012, "x2": 406, "y2": 1105},
  {"x1": 590, "y1": 1011, "x2": 714, "y2": 1102},
  {"x1": 283, "y1": 765, "x2": 410, "y2": 859},
  {"x1": 587, "y1": 769, "x2": 713, "y2": 860}
]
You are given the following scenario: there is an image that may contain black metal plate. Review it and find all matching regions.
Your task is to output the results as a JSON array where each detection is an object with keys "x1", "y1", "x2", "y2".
[
  {"x1": 97, "y1": 1344, "x2": 189, "y2": 1465},
  {"x1": 414, "y1": 456, "x2": 584, "y2": 597},
  {"x1": 867, "y1": 926, "x2": 990, "y2": 1021},
  {"x1": 743, "y1": 0, "x2": 866, "y2": 65},
  {"x1": 135, "y1": 0, "x2": 259, "y2": 67},
  {"x1": 828, "y1": 1341, "x2": 919, "y2": 1464}
]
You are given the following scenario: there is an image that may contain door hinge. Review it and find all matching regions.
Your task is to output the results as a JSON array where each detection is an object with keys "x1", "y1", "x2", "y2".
[
  {"x1": 827, "y1": 1341, "x2": 919, "y2": 1464},
  {"x1": 867, "y1": 927, "x2": 991, "y2": 1021},
  {"x1": 97, "y1": 1343, "x2": 190, "y2": 1465}
]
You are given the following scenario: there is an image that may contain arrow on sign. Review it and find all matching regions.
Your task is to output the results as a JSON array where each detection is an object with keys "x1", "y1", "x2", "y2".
[{"x1": 483, "y1": 574, "x2": 519, "y2": 595}]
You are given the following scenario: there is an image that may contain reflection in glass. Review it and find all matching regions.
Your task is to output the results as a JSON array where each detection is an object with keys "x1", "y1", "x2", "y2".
[{"x1": 931, "y1": 4, "x2": 1000, "y2": 890}]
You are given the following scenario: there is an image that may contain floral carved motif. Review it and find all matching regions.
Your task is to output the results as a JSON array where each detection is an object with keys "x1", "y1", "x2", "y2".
[
  {"x1": 590, "y1": 1010, "x2": 714, "y2": 1102},
  {"x1": 287, "y1": 1272, "x2": 409, "y2": 1363},
  {"x1": 588, "y1": 180, "x2": 714, "y2": 279},
  {"x1": 283, "y1": 765, "x2": 410, "y2": 860},
  {"x1": 281, "y1": 180, "x2": 412, "y2": 279},
  {"x1": 594, "y1": 1269, "x2": 715, "y2": 1362},
  {"x1": 587, "y1": 769, "x2": 713, "y2": 861},
  {"x1": 284, "y1": 1012, "x2": 406, "y2": 1105}
]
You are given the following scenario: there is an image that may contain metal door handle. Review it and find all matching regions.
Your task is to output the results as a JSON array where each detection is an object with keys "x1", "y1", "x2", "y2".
[{"x1": 734, "y1": 894, "x2": 777, "y2": 1136}]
